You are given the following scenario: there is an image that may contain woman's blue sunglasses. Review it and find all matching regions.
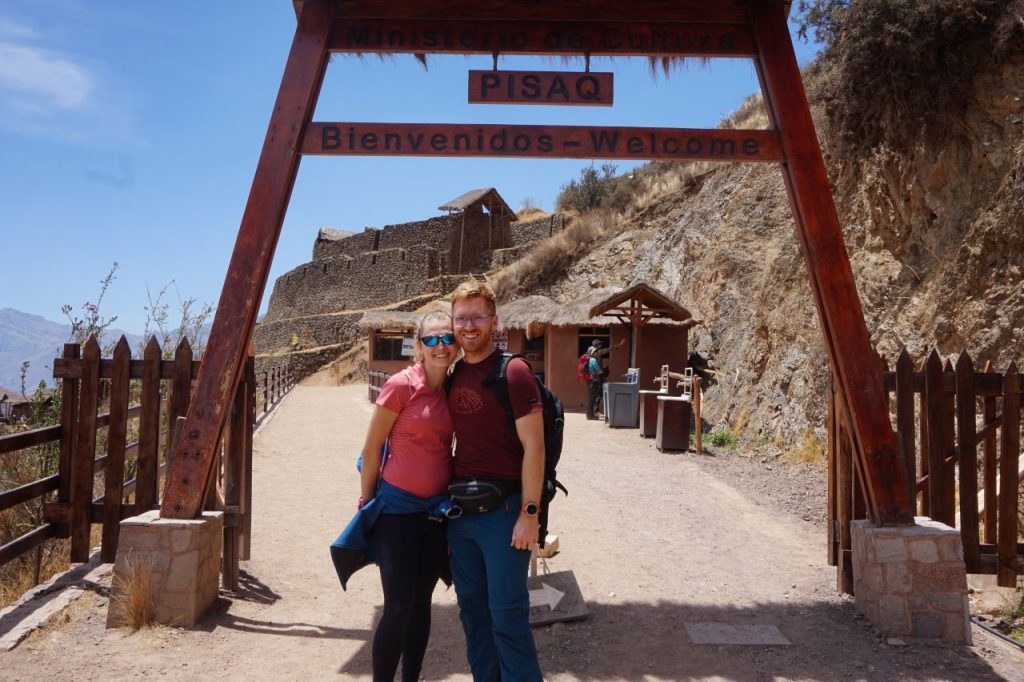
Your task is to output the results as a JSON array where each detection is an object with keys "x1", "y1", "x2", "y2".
[{"x1": 420, "y1": 332, "x2": 456, "y2": 347}]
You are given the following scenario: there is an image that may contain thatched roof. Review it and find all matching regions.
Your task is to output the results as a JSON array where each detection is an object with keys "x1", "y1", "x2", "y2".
[
  {"x1": 359, "y1": 299, "x2": 450, "y2": 331},
  {"x1": 439, "y1": 188, "x2": 516, "y2": 220},
  {"x1": 360, "y1": 285, "x2": 697, "y2": 332}
]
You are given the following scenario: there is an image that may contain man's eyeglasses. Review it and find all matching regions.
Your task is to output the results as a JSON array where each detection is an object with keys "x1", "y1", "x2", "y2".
[
  {"x1": 453, "y1": 314, "x2": 493, "y2": 327},
  {"x1": 420, "y1": 332, "x2": 457, "y2": 347}
]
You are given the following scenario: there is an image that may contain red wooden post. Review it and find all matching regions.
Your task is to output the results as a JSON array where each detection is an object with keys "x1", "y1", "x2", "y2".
[
  {"x1": 70, "y1": 337, "x2": 100, "y2": 562},
  {"x1": 955, "y1": 351, "x2": 979, "y2": 572},
  {"x1": 894, "y1": 349, "x2": 917, "y2": 514},
  {"x1": 160, "y1": 1, "x2": 335, "y2": 519},
  {"x1": 998, "y1": 364, "x2": 1020, "y2": 587},
  {"x1": 982, "y1": 361, "x2": 998, "y2": 545},
  {"x1": 135, "y1": 338, "x2": 162, "y2": 511},
  {"x1": 751, "y1": 3, "x2": 911, "y2": 525},
  {"x1": 101, "y1": 337, "x2": 131, "y2": 562},
  {"x1": 57, "y1": 343, "x2": 81, "y2": 538}
]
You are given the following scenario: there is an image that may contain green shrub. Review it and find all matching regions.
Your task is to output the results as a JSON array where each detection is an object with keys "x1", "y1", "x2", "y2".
[{"x1": 709, "y1": 428, "x2": 737, "y2": 450}]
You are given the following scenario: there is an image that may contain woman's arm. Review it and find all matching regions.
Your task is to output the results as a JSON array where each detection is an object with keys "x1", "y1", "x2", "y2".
[{"x1": 359, "y1": 405, "x2": 400, "y2": 504}]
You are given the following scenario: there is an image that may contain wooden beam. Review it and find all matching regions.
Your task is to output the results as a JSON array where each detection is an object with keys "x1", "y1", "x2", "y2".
[
  {"x1": 303, "y1": 1, "x2": 753, "y2": 23},
  {"x1": 750, "y1": 2, "x2": 912, "y2": 524},
  {"x1": 332, "y1": 19, "x2": 756, "y2": 57},
  {"x1": 160, "y1": 0, "x2": 335, "y2": 519},
  {"x1": 303, "y1": 123, "x2": 783, "y2": 162}
]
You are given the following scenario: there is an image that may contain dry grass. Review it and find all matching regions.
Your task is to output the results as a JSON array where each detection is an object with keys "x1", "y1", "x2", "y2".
[
  {"x1": 109, "y1": 552, "x2": 154, "y2": 630},
  {"x1": 784, "y1": 428, "x2": 826, "y2": 466},
  {"x1": 489, "y1": 209, "x2": 619, "y2": 300}
]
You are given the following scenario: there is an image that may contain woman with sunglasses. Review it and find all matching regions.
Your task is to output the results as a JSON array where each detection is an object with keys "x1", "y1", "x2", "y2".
[{"x1": 353, "y1": 310, "x2": 458, "y2": 682}]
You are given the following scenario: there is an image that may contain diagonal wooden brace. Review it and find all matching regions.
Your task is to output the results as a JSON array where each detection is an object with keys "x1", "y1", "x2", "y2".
[
  {"x1": 160, "y1": 1, "x2": 335, "y2": 518},
  {"x1": 750, "y1": 3, "x2": 913, "y2": 525}
]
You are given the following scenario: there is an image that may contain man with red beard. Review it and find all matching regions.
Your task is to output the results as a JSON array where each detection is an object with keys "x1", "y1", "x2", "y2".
[{"x1": 446, "y1": 280, "x2": 544, "y2": 681}]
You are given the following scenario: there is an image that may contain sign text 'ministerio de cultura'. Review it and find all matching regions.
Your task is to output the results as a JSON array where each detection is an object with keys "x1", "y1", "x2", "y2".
[
  {"x1": 303, "y1": 124, "x2": 782, "y2": 162},
  {"x1": 331, "y1": 21, "x2": 754, "y2": 57}
]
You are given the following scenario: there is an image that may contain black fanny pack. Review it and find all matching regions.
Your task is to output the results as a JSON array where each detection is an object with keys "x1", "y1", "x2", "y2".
[{"x1": 448, "y1": 479, "x2": 521, "y2": 515}]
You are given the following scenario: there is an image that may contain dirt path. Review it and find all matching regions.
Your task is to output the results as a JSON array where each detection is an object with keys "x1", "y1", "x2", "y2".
[{"x1": 3, "y1": 385, "x2": 1024, "y2": 680}]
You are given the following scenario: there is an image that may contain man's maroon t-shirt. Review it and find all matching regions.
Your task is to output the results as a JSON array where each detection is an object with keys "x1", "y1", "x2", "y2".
[{"x1": 448, "y1": 350, "x2": 543, "y2": 481}]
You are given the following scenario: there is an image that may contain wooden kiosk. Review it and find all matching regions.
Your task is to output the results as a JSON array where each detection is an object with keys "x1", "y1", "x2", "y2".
[{"x1": 140, "y1": 0, "x2": 962, "y2": 640}]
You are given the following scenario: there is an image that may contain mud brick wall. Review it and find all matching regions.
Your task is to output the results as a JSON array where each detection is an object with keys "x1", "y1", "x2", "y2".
[
  {"x1": 510, "y1": 214, "x2": 565, "y2": 246},
  {"x1": 264, "y1": 247, "x2": 443, "y2": 321}
]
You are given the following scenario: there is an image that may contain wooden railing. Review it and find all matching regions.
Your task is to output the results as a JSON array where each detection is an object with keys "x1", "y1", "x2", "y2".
[
  {"x1": 829, "y1": 349, "x2": 1022, "y2": 592},
  {"x1": 255, "y1": 363, "x2": 296, "y2": 424},
  {"x1": 0, "y1": 335, "x2": 255, "y2": 591},
  {"x1": 368, "y1": 370, "x2": 391, "y2": 403}
]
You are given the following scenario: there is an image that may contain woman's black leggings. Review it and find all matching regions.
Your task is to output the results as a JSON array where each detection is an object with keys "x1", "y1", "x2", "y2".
[{"x1": 373, "y1": 512, "x2": 448, "y2": 682}]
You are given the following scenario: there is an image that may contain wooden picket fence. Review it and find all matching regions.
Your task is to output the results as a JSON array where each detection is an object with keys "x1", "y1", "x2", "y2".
[
  {"x1": 829, "y1": 348, "x2": 1023, "y2": 592},
  {"x1": 0, "y1": 335, "x2": 303, "y2": 592}
]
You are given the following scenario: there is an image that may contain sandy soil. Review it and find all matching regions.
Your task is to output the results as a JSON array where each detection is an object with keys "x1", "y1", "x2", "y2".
[{"x1": 3, "y1": 384, "x2": 1024, "y2": 681}]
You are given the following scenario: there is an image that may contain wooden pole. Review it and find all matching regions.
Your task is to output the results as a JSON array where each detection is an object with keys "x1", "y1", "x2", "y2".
[
  {"x1": 751, "y1": 2, "x2": 912, "y2": 525},
  {"x1": 693, "y1": 377, "x2": 703, "y2": 455},
  {"x1": 161, "y1": 1, "x2": 335, "y2": 518}
]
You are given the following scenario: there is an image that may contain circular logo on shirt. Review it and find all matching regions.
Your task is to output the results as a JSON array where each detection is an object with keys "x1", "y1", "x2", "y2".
[{"x1": 449, "y1": 387, "x2": 484, "y2": 415}]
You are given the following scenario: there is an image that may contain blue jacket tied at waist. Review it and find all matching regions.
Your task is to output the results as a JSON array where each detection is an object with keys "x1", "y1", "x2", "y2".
[{"x1": 330, "y1": 479, "x2": 452, "y2": 590}]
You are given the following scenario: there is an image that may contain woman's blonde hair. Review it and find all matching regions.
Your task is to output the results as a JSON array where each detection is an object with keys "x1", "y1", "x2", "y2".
[{"x1": 414, "y1": 310, "x2": 453, "y2": 362}]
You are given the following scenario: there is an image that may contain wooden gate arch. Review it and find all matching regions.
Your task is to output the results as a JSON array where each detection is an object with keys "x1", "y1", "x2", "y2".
[{"x1": 160, "y1": 0, "x2": 915, "y2": 528}]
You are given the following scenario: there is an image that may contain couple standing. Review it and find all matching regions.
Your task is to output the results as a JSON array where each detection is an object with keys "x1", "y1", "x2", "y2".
[{"x1": 350, "y1": 280, "x2": 544, "y2": 682}]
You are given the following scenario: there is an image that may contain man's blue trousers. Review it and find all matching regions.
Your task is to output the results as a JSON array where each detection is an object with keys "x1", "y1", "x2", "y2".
[{"x1": 447, "y1": 493, "x2": 543, "y2": 682}]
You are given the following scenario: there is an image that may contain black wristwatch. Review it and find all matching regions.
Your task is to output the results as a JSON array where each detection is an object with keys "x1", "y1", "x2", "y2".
[{"x1": 521, "y1": 501, "x2": 539, "y2": 517}]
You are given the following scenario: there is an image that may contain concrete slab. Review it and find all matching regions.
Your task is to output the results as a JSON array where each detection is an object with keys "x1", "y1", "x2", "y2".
[
  {"x1": 684, "y1": 622, "x2": 792, "y2": 646},
  {"x1": 528, "y1": 570, "x2": 587, "y2": 626}
]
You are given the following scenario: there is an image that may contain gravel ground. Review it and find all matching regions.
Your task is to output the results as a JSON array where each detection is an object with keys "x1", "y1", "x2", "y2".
[{"x1": 3, "y1": 385, "x2": 1024, "y2": 681}]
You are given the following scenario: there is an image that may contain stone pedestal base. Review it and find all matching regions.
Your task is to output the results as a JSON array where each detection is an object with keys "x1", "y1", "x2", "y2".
[
  {"x1": 851, "y1": 517, "x2": 970, "y2": 644},
  {"x1": 106, "y1": 510, "x2": 222, "y2": 629}
]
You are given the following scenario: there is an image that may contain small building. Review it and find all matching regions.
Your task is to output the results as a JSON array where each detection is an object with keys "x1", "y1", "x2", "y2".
[{"x1": 359, "y1": 283, "x2": 697, "y2": 411}]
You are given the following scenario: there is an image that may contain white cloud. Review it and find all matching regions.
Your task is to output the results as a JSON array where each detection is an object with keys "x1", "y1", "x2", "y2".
[{"x1": 0, "y1": 41, "x2": 94, "y2": 110}]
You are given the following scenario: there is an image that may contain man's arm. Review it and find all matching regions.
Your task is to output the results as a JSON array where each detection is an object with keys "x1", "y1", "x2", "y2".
[{"x1": 512, "y1": 410, "x2": 545, "y2": 550}]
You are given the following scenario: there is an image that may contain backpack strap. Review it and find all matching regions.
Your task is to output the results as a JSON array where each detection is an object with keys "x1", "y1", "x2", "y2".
[{"x1": 483, "y1": 352, "x2": 525, "y2": 435}]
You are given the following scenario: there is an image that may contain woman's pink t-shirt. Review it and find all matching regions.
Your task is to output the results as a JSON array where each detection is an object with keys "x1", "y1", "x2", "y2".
[{"x1": 375, "y1": 363, "x2": 454, "y2": 498}]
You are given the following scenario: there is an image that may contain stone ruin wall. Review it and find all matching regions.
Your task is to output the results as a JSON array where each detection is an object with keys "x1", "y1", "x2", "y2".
[
  {"x1": 255, "y1": 207, "x2": 567, "y2": 381},
  {"x1": 264, "y1": 247, "x2": 443, "y2": 322}
]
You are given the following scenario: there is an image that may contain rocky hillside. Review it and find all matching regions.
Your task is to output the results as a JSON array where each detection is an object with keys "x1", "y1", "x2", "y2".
[{"x1": 523, "y1": 8, "x2": 1024, "y2": 443}]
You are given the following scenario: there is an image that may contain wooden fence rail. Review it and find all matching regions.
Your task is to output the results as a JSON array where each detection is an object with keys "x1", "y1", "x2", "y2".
[
  {"x1": 368, "y1": 370, "x2": 391, "y2": 403},
  {"x1": 829, "y1": 348, "x2": 1024, "y2": 592},
  {"x1": 0, "y1": 336, "x2": 261, "y2": 592},
  {"x1": 255, "y1": 363, "x2": 296, "y2": 424}
]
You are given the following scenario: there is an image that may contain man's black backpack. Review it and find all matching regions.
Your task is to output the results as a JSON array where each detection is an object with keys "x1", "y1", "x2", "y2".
[{"x1": 450, "y1": 352, "x2": 567, "y2": 547}]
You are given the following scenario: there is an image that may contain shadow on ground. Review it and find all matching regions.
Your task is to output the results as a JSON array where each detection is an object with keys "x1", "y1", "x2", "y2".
[{"x1": 318, "y1": 599, "x2": 1003, "y2": 681}]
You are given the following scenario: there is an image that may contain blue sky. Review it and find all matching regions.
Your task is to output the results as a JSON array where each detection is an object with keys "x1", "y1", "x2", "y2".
[{"x1": 0, "y1": 2, "x2": 821, "y2": 333}]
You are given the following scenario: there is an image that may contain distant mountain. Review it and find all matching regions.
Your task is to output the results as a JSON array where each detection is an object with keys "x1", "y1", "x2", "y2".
[{"x1": 0, "y1": 309, "x2": 145, "y2": 390}]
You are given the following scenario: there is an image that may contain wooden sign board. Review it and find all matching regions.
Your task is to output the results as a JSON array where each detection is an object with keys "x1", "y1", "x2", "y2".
[
  {"x1": 528, "y1": 570, "x2": 588, "y2": 626},
  {"x1": 469, "y1": 70, "x2": 612, "y2": 106},
  {"x1": 305, "y1": 123, "x2": 781, "y2": 162},
  {"x1": 332, "y1": 20, "x2": 755, "y2": 57}
]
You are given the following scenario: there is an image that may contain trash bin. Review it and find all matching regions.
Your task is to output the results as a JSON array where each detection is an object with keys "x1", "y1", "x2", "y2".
[
  {"x1": 656, "y1": 395, "x2": 691, "y2": 452},
  {"x1": 604, "y1": 369, "x2": 640, "y2": 428},
  {"x1": 638, "y1": 390, "x2": 666, "y2": 438}
]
